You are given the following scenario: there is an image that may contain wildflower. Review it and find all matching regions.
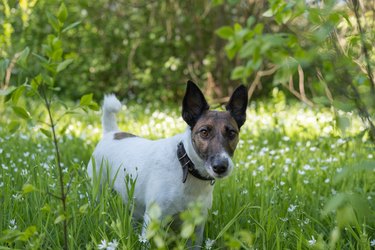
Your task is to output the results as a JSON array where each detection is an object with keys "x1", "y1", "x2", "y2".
[
  {"x1": 12, "y1": 193, "x2": 23, "y2": 200},
  {"x1": 212, "y1": 210, "x2": 219, "y2": 216},
  {"x1": 303, "y1": 164, "x2": 313, "y2": 171},
  {"x1": 282, "y1": 136, "x2": 290, "y2": 141},
  {"x1": 138, "y1": 234, "x2": 148, "y2": 244},
  {"x1": 9, "y1": 219, "x2": 17, "y2": 230},
  {"x1": 287, "y1": 204, "x2": 297, "y2": 212},
  {"x1": 98, "y1": 239, "x2": 108, "y2": 249},
  {"x1": 308, "y1": 235, "x2": 316, "y2": 245},
  {"x1": 370, "y1": 239, "x2": 375, "y2": 247},
  {"x1": 0, "y1": 148, "x2": 3, "y2": 154},
  {"x1": 324, "y1": 178, "x2": 330, "y2": 183},
  {"x1": 107, "y1": 239, "x2": 119, "y2": 250},
  {"x1": 205, "y1": 238, "x2": 215, "y2": 249}
]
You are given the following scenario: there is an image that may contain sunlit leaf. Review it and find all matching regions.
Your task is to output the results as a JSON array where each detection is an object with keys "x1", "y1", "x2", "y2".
[
  {"x1": 11, "y1": 85, "x2": 26, "y2": 105},
  {"x1": 54, "y1": 214, "x2": 66, "y2": 224},
  {"x1": 80, "y1": 93, "x2": 93, "y2": 106},
  {"x1": 215, "y1": 26, "x2": 233, "y2": 39},
  {"x1": 57, "y1": 3, "x2": 68, "y2": 23},
  {"x1": 22, "y1": 184, "x2": 36, "y2": 194},
  {"x1": 57, "y1": 59, "x2": 74, "y2": 72},
  {"x1": 7, "y1": 120, "x2": 20, "y2": 134},
  {"x1": 40, "y1": 128, "x2": 52, "y2": 138},
  {"x1": 62, "y1": 21, "x2": 81, "y2": 33},
  {"x1": 47, "y1": 12, "x2": 60, "y2": 33},
  {"x1": 11, "y1": 106, "x2": 31, "y2": 120}
]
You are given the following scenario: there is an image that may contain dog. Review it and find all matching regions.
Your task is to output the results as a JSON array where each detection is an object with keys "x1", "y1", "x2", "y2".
[{"x1": 87, "y1": 80, "x2": 248, "y2": 248}]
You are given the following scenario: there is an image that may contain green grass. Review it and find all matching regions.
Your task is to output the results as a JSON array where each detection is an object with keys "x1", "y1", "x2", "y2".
[{"x1": 0, "y1": 100, "x2": 374, "y2": 249}]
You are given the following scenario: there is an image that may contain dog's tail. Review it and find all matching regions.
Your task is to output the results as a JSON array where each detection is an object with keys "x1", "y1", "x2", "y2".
[{"x1": 102, "y1": 94, "x2": 122, "y2": 134}]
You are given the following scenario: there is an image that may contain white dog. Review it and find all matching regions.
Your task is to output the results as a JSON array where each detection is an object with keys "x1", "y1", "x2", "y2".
[{"x1": 87, "y1": 81, "x2": 248, "y2": 248}]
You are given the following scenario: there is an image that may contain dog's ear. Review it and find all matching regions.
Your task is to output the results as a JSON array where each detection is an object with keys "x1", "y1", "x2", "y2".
[
  {"x1": 182, "y1": 80, "x2": 210, "y2": 128},
  {"x1": 226, "y1": 85, "x2": 248, "y2": 129}
]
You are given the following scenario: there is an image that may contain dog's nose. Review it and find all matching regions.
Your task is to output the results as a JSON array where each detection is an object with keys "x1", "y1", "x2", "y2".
[{"x1": 212, "y1": 158, "x2": 228, "y2": 174}]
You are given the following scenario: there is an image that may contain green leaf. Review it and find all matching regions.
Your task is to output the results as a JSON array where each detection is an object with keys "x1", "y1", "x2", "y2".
[
  {"x1": 181, "y1": 223, "x2": 194, "y2": 239},
  {"x1": 11, "y1": 85, "x2": 26, "y2": 105},
  {"x1": 263, "y1": 9, "x2": 274, "y2": 17},
  {"x1": 57, "y1": 59, "x2": 74, "y2": 72},
  {"x1": 31, "y1": 74, "x2": 43, "y2": 91},
  {"x1": 332, "y1": 100, "x2": 356, "y2": 112},
  {"x1": 0, "y1": 59, "x2": 10, "y2": 82},
  {"x1": 40, "y1": 204, "x2": 51, "y2": 213},
  {"x1": 39, "y1": 128, "x2": 52, "y2": 138},
  {"x1": 215, "y1": 26, "x2": 233, "y2": 39},
  {"x1": 79, "y1": 204, "x2": 89, "y2": 214},
  {"x1": 54, "y1": 214, "x2": 66, "y2": 224},
  {"x1": 211, "y1": 0, "x2": 224, "y2": 7},
  {"x1": 7, "y1": 120, "x2": 20, "y2": 134},
  {"x1": 62, "y1": 21, "x2": 81, "y2": 33},
  {"x1": 17, "y1": 226, "x2": 37, "y2": 241},
  {"x1": 225, "y1": 41, "x2": 239, "y2": 60},
  {"x1": 231, "y1": 66, "x2": 245, "y2": 80},
  {"x1": 57, "y1": 3, "x2": 68, "y2": 23},
  {"x1": 22, "y1": 184, "x2": 36, "y2": 194},
  {"x1": 32, "y1": 52, "x2": 48, "y2": 63},
  {"x1": 47, "y1": 11, "x2": 60, "y2": 33},
  {"x1": 80, "y1": 93, "x2": 93, "y2": 106},
  {"x1": 17, "y1": 47, "x2": 30, "y2": 65},
  {"x1": 12, "y1": 106, "x2": 31, "y2": 120},
  {"x1": 246, "y1": 16, "x2": 255, "y2": 27}
]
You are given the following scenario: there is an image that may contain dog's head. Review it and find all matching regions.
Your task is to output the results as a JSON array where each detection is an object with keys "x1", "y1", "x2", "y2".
[{"x1": 182, "y1": 80, "x2": 248, "y2": 179}]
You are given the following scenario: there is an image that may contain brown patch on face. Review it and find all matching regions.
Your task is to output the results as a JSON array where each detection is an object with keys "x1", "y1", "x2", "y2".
[
  {"x1": 113, "y1": 132, "x2": 136, "y2": 140},
  {"x1": 191, "y1": 111, "x2": 240, "y2": 160}
]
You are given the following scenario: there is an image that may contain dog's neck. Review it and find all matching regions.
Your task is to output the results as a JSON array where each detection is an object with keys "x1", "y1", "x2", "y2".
[{"x1": 180, "y1": 129, "x2": 214, "y2": 183}]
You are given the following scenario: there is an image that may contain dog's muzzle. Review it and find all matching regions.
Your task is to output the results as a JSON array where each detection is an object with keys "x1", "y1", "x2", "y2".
[{"x1": 210, "y1": 154, "x2": 231, "y2": 176}]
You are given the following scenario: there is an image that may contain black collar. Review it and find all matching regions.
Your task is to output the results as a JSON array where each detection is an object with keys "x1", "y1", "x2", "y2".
[{"x1": 177, "y1": 142, "x2": 215, "y2": 185}]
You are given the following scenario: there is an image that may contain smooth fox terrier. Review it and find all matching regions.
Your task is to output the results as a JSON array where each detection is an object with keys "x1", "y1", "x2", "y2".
[{"x1": 87, "y1": 80, "x2": 248, "y2": 248}]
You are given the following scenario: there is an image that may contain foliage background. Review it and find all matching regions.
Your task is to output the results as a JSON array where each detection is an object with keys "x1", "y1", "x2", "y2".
[{"x1": 1, "y1": 0, "x2": 375, "y2": 249}]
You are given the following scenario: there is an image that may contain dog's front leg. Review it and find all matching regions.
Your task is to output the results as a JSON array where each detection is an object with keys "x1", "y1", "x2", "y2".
[{"x1": 140, "y1": 213, "x2": 151, "y2": 243}]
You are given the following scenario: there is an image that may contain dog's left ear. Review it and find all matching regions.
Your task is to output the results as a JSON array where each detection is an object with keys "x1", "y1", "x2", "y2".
[
  {"x1": 226, "y1": 85, "x2": 248, "y2": 129},
  {"x1": 182, "y1": 80, "x2": 210, "y2": 128}
]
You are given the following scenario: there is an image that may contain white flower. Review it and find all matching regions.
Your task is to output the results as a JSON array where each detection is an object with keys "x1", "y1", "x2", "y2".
[
  {"x1": 287, "y1": 204, "x2": 297, "y2": 212},
  {"x1": 205, "y1": 238, "x2": 215, "y2": 249},
  {"x1": 308, "y1": 235, "x2": 316, "y2": 245},
  {"x1": 212, "y1": 210, "x2": 219, "y2": 216},
  {"x1": 241, "y1": 189, "x2": 248, "y2": 195},
  {"x1": 98, "y1": 239, "x2": 108, "y2": 250},
  {"x1": 138, "y1": 234, "x2": 148, "y2": 244},
  {"x1": 9, "y1": 219, "x2": 17, "y2": 230},
  {"x1": 107, "y1": 239, "x2": 119, "y2": 250},
  {"x1": 370, "y1": 239, "x2": 375, "y2": 247}
]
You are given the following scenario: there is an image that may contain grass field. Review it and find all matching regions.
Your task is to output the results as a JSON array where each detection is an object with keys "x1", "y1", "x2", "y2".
[{"x1": 0, "y1": 98, "x2": 374, "y2": 249}]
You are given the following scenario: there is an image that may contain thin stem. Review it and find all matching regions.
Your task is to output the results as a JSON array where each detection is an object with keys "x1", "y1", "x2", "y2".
[{"x1": 40, "y1": 84, "x2": 69, "y2": 250}]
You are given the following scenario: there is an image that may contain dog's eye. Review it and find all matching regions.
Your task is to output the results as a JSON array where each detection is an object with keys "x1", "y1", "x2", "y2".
[
  {"x1": 199, "y1": 129, "x2": 210, "y2": 139},
  {"x1": 228, "y1": 130, "x2": 238, "y2": 140}
]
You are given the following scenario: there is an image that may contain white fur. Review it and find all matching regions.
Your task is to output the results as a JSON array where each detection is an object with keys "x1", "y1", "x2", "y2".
[
  {"x1": 102, "y1": 94, "x2": 122, "y2": 134},
  {"x1": 87, "y1": 96, "x2": 214, "y2": 248}
]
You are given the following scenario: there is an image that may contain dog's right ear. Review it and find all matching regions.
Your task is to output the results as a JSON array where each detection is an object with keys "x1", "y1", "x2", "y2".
[{"x1": 182, "y1": 80, "x2": 210, "y2": 128}]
